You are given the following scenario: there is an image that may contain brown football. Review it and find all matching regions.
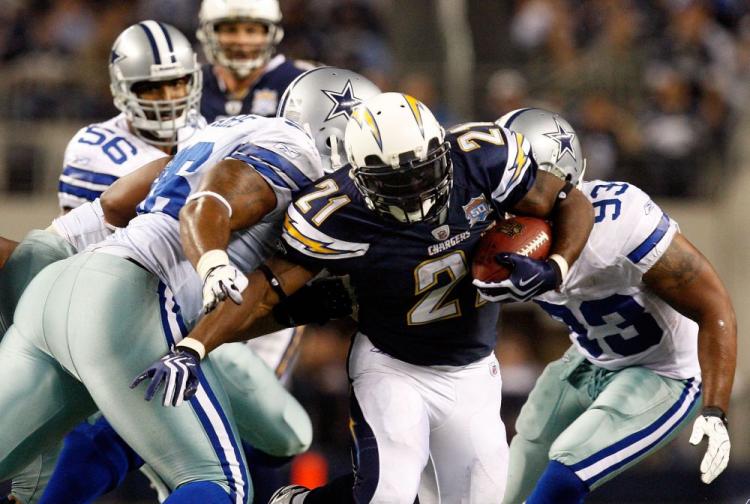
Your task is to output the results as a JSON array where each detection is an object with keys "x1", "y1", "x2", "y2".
[{"x1": 472, "y1": 216, "x2": 553, "y2": 282}]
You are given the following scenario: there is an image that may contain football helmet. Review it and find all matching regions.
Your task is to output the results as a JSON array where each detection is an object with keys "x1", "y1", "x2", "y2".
[
  {"x1": 197, "y1": 0, "x2": 283, "y2": 76},
  {"x1": 110, "y1": 21, "x2": 202, "y2": 147},
  {"x1": 278, "y1": 67, "x2": 381, "y2": 173},
  {"x1": 496, "y1": 108, "x2": 586, "y2": 186},
  {"x1": 345, "y1": 92, "x2": 451, "y2": 224}
]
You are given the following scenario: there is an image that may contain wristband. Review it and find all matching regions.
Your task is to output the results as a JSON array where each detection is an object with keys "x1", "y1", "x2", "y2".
[
  {"x1": 186, "y1": 191, "x2": 233, "y2": 218},
  {"x1": 197, "y1": 249, "x2": 229, "y2": 281},
  {"x1": 702, "y1": 406, "x2": 728, "y2": 426},
  {"x1": 176, "y1": 337, "x2": 206, "y2": 360},
  {"x1": 548, "y1": 254, "x2": 569, "y2": 284}
]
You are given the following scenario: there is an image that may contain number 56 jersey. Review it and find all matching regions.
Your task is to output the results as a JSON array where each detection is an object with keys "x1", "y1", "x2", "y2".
[
  {"x1": 282, "y1": 123, "x2": 537, "y2": 367},
  {"x1": 535, "y1": 180, "x2": 700, "y2": 379}
]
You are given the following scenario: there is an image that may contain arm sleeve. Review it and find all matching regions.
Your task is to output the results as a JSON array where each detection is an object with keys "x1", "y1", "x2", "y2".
[{"x1": 51, "y1": 199, "x2": 113, "y2": 252}]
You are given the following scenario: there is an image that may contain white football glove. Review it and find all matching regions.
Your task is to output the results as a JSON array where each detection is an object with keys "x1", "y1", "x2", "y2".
[
  {"x1": 202, "y1": 264, "x2": 248, "y2": 313},
  {"x1": 197, "y1": 250, "x2": 248, "y2": 314},
  {"x1": 688, "y1": 412, "x2": 730, "y2": 484}
]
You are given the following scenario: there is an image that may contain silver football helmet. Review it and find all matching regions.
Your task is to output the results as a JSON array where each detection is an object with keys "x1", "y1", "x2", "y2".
[
  {"x1": 110, "y1": 21, "x2": 202, "y2": 147},
  {"x1": 344, "y1": 92, "x2": 451, "y2": 224},
  {"x1": 496, "y1": 108, "x2": 586, "y2": 186},
  {"x1": 278, "y1": 67, "x2": 381, "y2": 173},
  {"x1": 197, "y1": 0, "x2": 284, "y2": 77}
]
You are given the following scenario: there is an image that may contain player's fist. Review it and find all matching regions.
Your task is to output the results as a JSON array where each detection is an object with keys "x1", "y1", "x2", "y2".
[
  {"x1": 473, "y1": 253, "x2": 561, "y2": 303},
  {"x1": 202, "y1": 264, "x2": 248, "y2": 313},
  {"x1": 689, "y1": 409, "x2": 730, "y2": 484},
  {"x1": 196, "y1": 249, "x2": 248, "y2": 313}
]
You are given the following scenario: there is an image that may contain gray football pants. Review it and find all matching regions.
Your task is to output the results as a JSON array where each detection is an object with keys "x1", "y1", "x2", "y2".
[{"x1": 0, "y1": 252, "x2": 251, "y2": 503}]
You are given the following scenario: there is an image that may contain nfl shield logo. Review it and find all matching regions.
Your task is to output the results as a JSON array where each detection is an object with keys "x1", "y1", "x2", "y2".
[
  {"x1": 463, "y1": 195, "x2": 490, "y2": 227},
  {"x1": 431, "y1": 225, "x2": 450, "y2": 241},
  {"x1": 251, "y1": 89, "x2": 279, "y2": 116}
]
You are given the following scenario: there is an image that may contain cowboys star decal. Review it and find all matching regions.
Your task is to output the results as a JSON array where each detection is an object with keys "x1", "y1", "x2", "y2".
[
  {"x1": 322, "y1": 80, "x2": 363, "y2": 122},
  {"x1": 543, "y1": 117, "x2": 577, "y2": 162}
]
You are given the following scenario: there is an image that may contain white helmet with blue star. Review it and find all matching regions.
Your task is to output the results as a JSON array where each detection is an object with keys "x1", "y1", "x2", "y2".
[{"x1": 496, "y1": 108, "x2": 586, "y2": 186}]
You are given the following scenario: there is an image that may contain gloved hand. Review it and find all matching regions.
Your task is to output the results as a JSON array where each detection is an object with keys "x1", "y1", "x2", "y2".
[
  {"x1": 130, "y1": 347, "x2": 201, "y2": 407},
  {"x1": 689, "y1": 407, "x2": 730, "y2": 484},
  {"x1": 472, "y1": 253, "x2": 562, "y2": 303},
  {"x1": 202, "y1": 264, "x2": 248, "y2": 314},
  {"x1": 272, "y1": 276, "x2": 354, "y2": 326}
]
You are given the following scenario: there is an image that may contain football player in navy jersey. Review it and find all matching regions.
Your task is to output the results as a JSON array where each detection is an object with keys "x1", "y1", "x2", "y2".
[
  {"x1": 197, "y1": 0, "x2": 315, "y2": 122},
  {"x1": 137, "y1": 92, "x2": 595, "y2": 503}
]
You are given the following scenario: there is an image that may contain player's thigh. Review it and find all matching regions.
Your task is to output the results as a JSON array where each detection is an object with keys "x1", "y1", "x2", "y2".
[
  {"x1": 0, "y1": 325, "x2": 95, "y2": 480},
  {"x1": 211, "y1": 341, "x2": 312, "y2": 456},
  {"x1": 429, "y1": 352, "x2": 507, "y2": 503},
  {"x1": 0, "y1": 230, "x2": 75, "y2": 336},
  {"x1": 504, "y1": 347, "x2": 591, "y2": 503},
  {"x1": 348, "y1": 334, "x2": 431, "y2": 504},
  {"x1": 549, "y1": 367, "x2": 701, "y2": 489},
  {"x1": 514, "y1": 346, "x2": 590, "y2": 443},
  {"x1": 64, "y1": 260, "x2": 251, "y2": 501}
]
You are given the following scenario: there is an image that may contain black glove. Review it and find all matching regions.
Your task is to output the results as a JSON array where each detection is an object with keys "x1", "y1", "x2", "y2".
[{"x1": 272, "y1": 276, "x2": 354, "y2": 326}]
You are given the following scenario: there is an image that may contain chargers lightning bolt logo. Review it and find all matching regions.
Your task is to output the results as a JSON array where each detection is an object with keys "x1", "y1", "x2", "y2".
[
  {"x1": 322, "y1": 80, "x2": 363, "y2": 122},
  {"x1": 543, "y1": 117, "x2": 577, "y2": 162}
]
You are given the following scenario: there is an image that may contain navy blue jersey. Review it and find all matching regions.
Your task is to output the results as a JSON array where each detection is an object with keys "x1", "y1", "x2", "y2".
[
  {"x1": 282, "y1": 122, "x2": 537, "y2": 366},
  {"x1": 200, "y1": 56, "x2": 313, "y2": 122}
]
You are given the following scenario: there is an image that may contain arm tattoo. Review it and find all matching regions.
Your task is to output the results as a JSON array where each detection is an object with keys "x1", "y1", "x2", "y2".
[{"x1": 651, "y1": 241, "x2": 703, "y2": 291}]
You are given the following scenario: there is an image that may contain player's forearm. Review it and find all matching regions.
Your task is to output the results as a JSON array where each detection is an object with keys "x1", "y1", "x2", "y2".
[
  {"x1": 180, "y1": 197, "x2": 232, "y2": 268},
  {"x1": 187, "y1": 269, "x2": 279, "y2": 353},
  {"x1": 548, "y1": 187, "x2": 594, "y2": 266},
  {"x1": 696, "y1": 303, "x2": 736, "y2": 413},
  {"x1": 101, "y1": 156, "x2": 171, "y2": 227}
]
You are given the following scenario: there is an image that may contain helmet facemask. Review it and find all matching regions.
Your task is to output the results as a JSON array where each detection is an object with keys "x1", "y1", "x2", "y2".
[
  {"x1": 199, "y1": 18, "x2": 283, "y2": 77},
  {"x1": 352, "y1": 138, "x2": 453, "y2": 224},
  {"x1": 112, "y1": 72, "x2": 203, "y2": 147}
]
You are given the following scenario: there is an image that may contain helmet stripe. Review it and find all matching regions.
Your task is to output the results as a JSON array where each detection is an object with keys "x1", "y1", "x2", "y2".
[
  {"x1": 404, "y1": 94, "x2": 425, "y2": 139},
  {"x1": 156, "y1": 22, "x2": 178, "y2": 63},
  {"x1": 499, "y1": 107, "x2": 533, "y2": 128},
  {"x1": 138, "y1": 22, "x2": 162, "y2": 65},
  {"x1": 352, "y1": 107, "x2": 382, "y2": 151}
]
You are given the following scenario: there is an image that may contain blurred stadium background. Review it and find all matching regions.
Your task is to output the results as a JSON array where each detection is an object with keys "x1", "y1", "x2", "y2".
[{"x1": 1, "y1": 0, "x2": 750, "y2": 502}]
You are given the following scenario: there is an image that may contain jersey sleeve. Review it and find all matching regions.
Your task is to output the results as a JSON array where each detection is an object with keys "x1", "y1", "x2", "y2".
[
  {"x1": 280, "y1": 175, "x2": 370, "y2": 273},
  {"x1": 615, "y1": 184, "x2": 679, "y2": 275},
  {"x1": 51, "y1": 199, "x2": 113, "y2": 252},
  {"x1": 227, "y1": 121, "x2": 324, "y2": 215},
  {"x1": 58, "y1": 129, "x2": 119, "y2": 210}
]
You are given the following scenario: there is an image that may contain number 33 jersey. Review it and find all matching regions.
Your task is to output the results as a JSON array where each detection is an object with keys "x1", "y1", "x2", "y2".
[
  {"x1": 536, "y1": 180, "x2": 700, "y2": 379},
  {"x1": 282, "y1": 123, "x2": 537, "y2": 366}
]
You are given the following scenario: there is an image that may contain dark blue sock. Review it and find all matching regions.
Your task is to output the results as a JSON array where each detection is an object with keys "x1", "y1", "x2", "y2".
[
  {"x1": 39, "y1": 417, "x2": 143, "y2": 504},
  {"x1": 242, "y1": 441, "x2": 292, "y2": 503},
  {"x1": 166, "y1": 481, "x2": 232, "y2": 503},
  {"x1": 526, "y1": 460, "x2": 589, "y2": 504}
]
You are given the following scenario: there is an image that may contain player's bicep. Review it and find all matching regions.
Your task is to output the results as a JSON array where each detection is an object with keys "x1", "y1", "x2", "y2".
[
  {"x1": 100, "y1": 156, "x2": 171, "y2": 227},
  {"x1": 192, "y1": 159, "x2": 278, "y2": 230},
  {"x1": 643, "y1": 233, "x2": 730, "y2": 322}
]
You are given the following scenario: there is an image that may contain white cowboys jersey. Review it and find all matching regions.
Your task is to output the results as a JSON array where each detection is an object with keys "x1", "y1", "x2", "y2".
[
  {"x1": 58, "y1": 113, "x2": 204, "y2": 210},
  {"x1": 535, "y1": 180, "x2": 700, "y2": 379},
  {"x1": 91, "y1": 114, "x2": 323, "y2": 325}
]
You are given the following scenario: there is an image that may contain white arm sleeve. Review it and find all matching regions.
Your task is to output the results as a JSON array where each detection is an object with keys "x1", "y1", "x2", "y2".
[{"x1": 51, "y1": 199, "x2": 114, "y2": 252}]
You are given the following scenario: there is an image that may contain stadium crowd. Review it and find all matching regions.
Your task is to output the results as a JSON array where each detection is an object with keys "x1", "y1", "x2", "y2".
[{"x1": 0, "y1": 1, "x2": 747, "y2": 503}]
